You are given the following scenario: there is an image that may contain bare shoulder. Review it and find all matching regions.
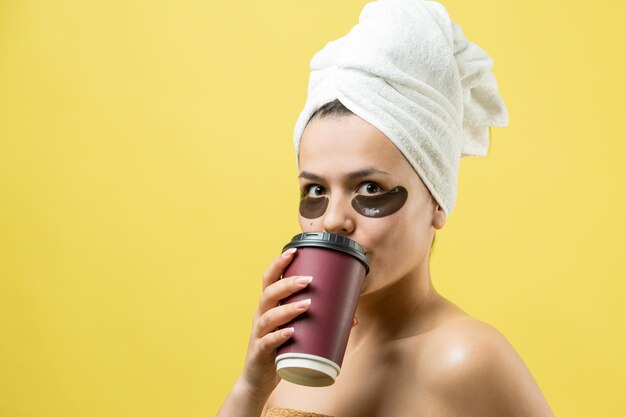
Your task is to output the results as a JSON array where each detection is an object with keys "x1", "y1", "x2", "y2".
[{"x1": 416, "y1": 316, "x2": 554, "y2": 417}]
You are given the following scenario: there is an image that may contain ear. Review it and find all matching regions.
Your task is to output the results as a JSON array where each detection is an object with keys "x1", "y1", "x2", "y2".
[{"x1": 432, "y1": 204, "x2": 446, "y2": 230}]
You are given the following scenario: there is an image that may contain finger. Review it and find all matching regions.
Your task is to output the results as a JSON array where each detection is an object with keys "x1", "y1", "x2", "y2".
[
  {"x1": 257, "y1": 327, "x2": 295, "y2": 356},
  {"x1": 254, "y1": 298, "x2": 311, "y2": 338},
  {"x1": 258, "y1": 275, "x2": 312, "y2": 316},
  {"x1": 261, "y1": 248, "x2": 298, "y2": 290}
]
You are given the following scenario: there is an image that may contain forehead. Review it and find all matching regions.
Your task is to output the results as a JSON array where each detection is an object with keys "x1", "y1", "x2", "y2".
[{"x1": 299, "y1": 115, "x2": 409, "y2": 173}]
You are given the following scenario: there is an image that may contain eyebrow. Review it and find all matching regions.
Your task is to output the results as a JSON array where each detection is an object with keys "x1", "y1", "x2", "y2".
[{"x1": 298, "y1": 167, "x2": 390, "y2": 182}]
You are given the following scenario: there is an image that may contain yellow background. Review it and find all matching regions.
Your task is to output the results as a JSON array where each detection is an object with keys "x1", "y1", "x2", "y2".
[{"x1": 1, "y1": 1, "x2": 624, "y2": 416}]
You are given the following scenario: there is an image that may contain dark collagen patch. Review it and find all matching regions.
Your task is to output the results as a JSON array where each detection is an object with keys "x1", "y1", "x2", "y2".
[
  {"x1": 351, "y1": 186, "x2": 408, "y2": 218},
  {"x1": 299, "y1": 196, "x2": 329, "y2": 219}
]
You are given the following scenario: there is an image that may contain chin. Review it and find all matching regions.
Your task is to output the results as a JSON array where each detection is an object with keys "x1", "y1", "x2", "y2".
[{"x1": 358, "y1": 268, "x2": 382, "y2": 295}]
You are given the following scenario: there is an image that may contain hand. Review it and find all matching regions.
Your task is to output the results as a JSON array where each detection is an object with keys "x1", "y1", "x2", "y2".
[{"x1": 239, "y1": 248, "x2": 312, "y2": 399}]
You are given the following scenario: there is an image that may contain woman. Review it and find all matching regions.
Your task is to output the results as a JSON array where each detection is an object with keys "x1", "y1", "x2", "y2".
[{"x1": 218, "y1": 1, "x2": 554, "y2": 416}]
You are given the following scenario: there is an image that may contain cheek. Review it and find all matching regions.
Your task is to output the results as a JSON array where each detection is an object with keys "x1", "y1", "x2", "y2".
[
  {"x1": 298, "y1": 214, "x2": 321, "y2": 232},
  {"x1": 354, "y1": 216, "x2": 398, "y2": 252},
  {"x1": 362, "y1": 200, "x2": 430, "y2": 257},
  {"x1": 355, "y1": 218, "x2": 405, "y2": 286},
  {"x1": 362, "y1": 224, "x2": 417, "y2": 282}
]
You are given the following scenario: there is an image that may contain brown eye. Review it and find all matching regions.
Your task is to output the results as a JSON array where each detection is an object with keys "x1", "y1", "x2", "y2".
[
  {"x1": 305, "y1": 184, "x2": 326, "y2": 198},
  {"x1": 357, "y1": 182, "x2": 382, "y2": 195}
]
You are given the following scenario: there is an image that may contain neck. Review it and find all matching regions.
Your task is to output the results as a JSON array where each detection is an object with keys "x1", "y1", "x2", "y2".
[{"x1": 347, "y1": 260, "x2": 443, "y2": 350}]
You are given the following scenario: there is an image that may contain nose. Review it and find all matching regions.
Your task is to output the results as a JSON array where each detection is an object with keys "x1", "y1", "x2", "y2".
[{"x1": 322, "y1": 195, "x2": 356, "y2": 236}]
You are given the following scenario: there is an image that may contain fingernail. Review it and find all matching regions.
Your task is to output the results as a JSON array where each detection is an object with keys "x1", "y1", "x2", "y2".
[
  {"x1": 296, "y1": 299, "x2": 312, "y2": 309},
  {"x1": 296, "y1": 276, "x2": 313, "y2": 285},
  {"x1": 282, "y1": 327, "x2": 295, "y2": 337},
  {"x1": 283, "y1": 247, "x2": 297, "y2": 256}
]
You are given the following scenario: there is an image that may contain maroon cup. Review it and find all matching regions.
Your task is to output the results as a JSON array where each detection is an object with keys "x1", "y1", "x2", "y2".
[{"x1": 276, "y1": 232, "x2": 369, "y2": 387}]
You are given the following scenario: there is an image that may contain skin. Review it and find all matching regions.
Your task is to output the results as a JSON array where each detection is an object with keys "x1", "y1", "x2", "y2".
[{"x1": 217, "y1": 114, "x2": 554, "y2": 417}]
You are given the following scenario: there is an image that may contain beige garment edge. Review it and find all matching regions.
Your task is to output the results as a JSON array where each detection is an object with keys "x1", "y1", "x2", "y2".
[{"x1": 267, "y1": 407, "x2": 334, "y2": 417}]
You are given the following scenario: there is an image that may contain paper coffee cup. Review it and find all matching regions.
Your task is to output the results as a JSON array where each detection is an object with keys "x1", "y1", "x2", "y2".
[{"x1": 276, "y1": 232, "x2": 369, "y2": 387}]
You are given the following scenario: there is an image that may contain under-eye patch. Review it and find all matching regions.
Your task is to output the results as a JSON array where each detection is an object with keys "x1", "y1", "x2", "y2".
[
  {"x1": 299, "y1": 195, "x2": 329, "y2": 219},
  {"x1": 351, "y1": 186, "x2": 408, "y2": 218}
]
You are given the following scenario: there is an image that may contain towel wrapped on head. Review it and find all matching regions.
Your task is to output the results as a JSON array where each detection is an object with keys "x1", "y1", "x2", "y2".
[{"x1": 293, "y1": 0, "x2": 509, "y2": 216}]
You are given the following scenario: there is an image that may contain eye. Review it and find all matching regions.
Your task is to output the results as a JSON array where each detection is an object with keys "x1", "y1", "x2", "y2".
[
  {"x1": 357, "y1": 182, "x2": 383, "y2": 195},
  {"x1": 304, "y1": 184, "x2": 326, "y2": 198}
]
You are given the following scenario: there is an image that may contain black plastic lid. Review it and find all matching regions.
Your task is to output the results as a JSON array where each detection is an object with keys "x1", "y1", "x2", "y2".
[{"x1": 283, "y1": 232, "x2": 369, "y2": 274}]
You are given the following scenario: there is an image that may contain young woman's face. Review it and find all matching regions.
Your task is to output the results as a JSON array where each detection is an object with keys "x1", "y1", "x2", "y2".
[{"x1": 298, "y1": 114, "x2": 446, "y2": 295}]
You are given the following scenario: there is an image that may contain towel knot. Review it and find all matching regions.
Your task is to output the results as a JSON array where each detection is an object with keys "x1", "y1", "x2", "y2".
[{"x1": 450, "y1": 21, "x2": 509, "y2": 156}]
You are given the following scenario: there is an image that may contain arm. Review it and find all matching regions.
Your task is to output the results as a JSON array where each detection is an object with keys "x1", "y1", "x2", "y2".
[
  {"x1": 216, "y1": 248, "x2": 311, "y2": 417},
  {"x1": 216, "y1": 377, "x2": 275, "y2": 417}
]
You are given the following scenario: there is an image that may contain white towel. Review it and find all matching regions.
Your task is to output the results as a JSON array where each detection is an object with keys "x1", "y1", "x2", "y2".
[{"x1": 293, "y1": 0, "x2": 508, "y2": 216}]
